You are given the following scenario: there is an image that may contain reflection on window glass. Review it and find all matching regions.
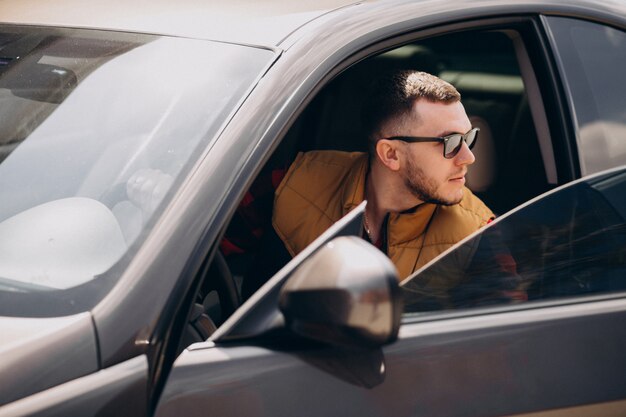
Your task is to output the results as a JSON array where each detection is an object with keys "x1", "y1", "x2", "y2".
[
  {"x1": 402, "y1": 169, "x2": 626, "y2": 313},
  {"x1": 0, "y1": 25, "x2": 274, "y2": 314},
  {"x1": 546, "y1": 17, "x2": 626, "y2": 175}
]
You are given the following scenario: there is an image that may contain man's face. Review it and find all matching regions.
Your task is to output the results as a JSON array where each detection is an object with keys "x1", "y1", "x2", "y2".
[{"x1": 397, "y1": 100, "x2": 475, "y2": 206}]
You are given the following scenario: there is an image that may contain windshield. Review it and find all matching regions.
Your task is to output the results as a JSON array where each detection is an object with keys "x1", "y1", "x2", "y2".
[
  {"x1": 0, "y1": 26, "x2": 274, "y2": 310},
  {"x1": 402, "y1": 167, "x2": 626, "y2": 314}
]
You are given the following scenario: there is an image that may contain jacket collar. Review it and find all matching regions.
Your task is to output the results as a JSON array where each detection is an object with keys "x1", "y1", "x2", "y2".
[
  {"x1": 388, "y1": 204, "x2": 438, "y2": 245},
  {"x1": 339, "y1": 153, "x2": 438, "y2": 245}
]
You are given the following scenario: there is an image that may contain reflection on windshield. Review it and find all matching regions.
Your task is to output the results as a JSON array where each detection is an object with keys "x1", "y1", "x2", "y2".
[
  {"x1": 402, "y1": 169, "x2": 626, "y2": 313},
  {"x1": 0, "y1": 26, "x2": 273, "y2": 298},
  {"x1": 546, "y1": 17, "x2": 626, "y2": 175}
]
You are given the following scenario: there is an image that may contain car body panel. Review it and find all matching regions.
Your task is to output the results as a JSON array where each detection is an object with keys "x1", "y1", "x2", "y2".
[
  {"x1": 1, "y1": 0, "x2": 624, "y2": 49},
  {"x1": 0, "y1": 355, "x2": 147, "y2": 417},
  {"x1": 157, "y1": 297, "x2": 626, "y2": 417},
  {"x1": 0, "y1": 0, "x2": 360, "y2": 47},
  {"x1": 0, "y1": 313, "x2": 97, "y2": 406}
]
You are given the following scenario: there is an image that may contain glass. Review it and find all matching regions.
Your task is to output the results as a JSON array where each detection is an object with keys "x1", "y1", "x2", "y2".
[
  {"x1": 0, "y1": 26, "x2": 275, "y2": 316},
  {"x1": 545, "y1": 17, "x2": 626, "y2": 175},
  {"x1": 401, "y1": 167, "x2": 626, "y2": 314},
  {"x1": 385, "y1": 127, "x2": 479, "y2": 158}
]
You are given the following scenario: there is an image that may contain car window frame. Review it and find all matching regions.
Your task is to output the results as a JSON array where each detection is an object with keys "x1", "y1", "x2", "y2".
[
  {"x1": 196, "y1": 14, "x2": 572, "y2": 337},
  {"x1": 192, "y1": 10, "x2": 626, "y2": 339}
]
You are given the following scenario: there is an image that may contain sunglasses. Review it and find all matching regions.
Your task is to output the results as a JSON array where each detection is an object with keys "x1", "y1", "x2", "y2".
[{"x1": 384, "y1": 127, "x2": 480, "y2": 159}]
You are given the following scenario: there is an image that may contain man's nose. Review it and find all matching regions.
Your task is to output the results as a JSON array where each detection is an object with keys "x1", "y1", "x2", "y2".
[{"x1": 454, "y1": 141, "x2": 475, "y2": 166}]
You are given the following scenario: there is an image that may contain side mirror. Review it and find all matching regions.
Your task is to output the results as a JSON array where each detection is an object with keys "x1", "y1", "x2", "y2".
[{"x1": 279, "y1": 236, "x2": 402, "y2": 349}]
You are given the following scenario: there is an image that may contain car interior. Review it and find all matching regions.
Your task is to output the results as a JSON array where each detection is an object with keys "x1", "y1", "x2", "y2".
[
  {"x1": 183, "y1": 26, "x2": 562, "y2": 347},
  {"x1": 277, "y1": 29, "x2": 556, "y2": 214}
]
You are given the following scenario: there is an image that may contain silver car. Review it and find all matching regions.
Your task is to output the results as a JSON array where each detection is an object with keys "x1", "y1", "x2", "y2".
[{"x1": 1, "y1": 0, "x2": 626, "y2": 416}]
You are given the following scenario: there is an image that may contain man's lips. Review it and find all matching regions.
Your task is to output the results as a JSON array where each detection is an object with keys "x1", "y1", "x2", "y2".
[{"x1": 449, "y1": 172, "x2": 466, "y2": 181}]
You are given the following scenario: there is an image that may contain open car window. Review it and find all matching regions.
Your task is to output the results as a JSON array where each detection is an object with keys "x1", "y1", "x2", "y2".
[
  {"x1": 401, "y1": 166, "x2": 626, "y2": 315},
  {"x1": 210, "y1": 202, "x2": 366, "y2": 342},
  {"x1": 279, "y1": 26, "x2": 557, "y2": 216}
]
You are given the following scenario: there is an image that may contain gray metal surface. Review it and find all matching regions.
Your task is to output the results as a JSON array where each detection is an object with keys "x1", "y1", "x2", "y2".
[
  {"x1": 0, "y1": 313, "x2": 98, "y2": 407},
  {"x1": 0, "y1": 0, "x2": 623, "y2": 49},
  {"x1": 157, "y1": 298, "x2": 626, "y2": 416},
  {"x1": 0, "y1": 0, "x2": 360, "y2": 47},
  {"x1": 0, "y1": 355, "x2": 147, "y2": 417}
]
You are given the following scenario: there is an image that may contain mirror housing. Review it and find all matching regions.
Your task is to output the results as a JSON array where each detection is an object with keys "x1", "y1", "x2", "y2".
[{"x1": 279, "y1": 236, "x2": 402, "y2": 349}]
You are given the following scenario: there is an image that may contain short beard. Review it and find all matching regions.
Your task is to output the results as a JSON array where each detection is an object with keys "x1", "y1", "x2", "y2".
[{"x1": 403, "y1": 158, "x2": 462, "y2": 206}]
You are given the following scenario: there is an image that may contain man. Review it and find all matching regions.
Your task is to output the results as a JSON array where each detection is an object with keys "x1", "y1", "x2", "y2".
[{"x1": 271, "y1": 70, "x2": 494, "y2": 280}]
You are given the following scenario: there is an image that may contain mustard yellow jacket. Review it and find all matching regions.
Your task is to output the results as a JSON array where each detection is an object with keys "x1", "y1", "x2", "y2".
[{"x1": 273, "y1": 151, "x2": 494, "y2": 279}]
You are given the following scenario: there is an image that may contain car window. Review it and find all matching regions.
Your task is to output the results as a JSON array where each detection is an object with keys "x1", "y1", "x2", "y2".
[
  {"x1": 0, "y1": 26, "x2": 275, "y2": 316},
  {"x1": 278, "y1": 28, "x2": 555, "y2": 215},
  {"x1": 544, "y1": 17, "x2": 626, "y2": 176},
  {"x1": 221, "y1": 24, "x2": 558, "y2": 310},
  {"x1": 402, "y1": 167, "x2": 626, "y2": 314}
]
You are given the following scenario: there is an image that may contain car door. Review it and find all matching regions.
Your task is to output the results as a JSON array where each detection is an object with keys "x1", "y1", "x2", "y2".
[
  {"x1": 396, "y1": 167, "x2": 626, "y2": 416},
  {"x1": 155, "y1": 167, "x2": 626, "y2": 417}
]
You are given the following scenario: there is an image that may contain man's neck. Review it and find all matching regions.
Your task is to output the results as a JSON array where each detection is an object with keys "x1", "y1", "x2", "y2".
[{"x1": 364, "y1": 162, "x2": 422, "y2": 241}]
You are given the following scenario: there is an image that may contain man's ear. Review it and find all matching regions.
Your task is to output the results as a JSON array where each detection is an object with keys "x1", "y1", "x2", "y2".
[{"x1": 375, "y1": 139, "x2": 401, "y2": 171}]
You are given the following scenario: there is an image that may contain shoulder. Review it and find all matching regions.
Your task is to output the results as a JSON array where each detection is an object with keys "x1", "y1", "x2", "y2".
[
  {"x1": 276, "y1": 150, "x2": 367, "y2": 196},
  {"x1": 273, "y1": 151, "x2": 368, "y2": 255},
  {"x1": 288, "y1": 150, "x2": 367, "y2": 173}
]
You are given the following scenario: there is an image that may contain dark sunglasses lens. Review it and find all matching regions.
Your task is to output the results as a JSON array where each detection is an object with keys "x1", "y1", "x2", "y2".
[
  {"x1": 444, "y1": 129, "x2": 479, "y2": 158},
  {"x1": 466, "y1": 129, "x2": 479, "y2": 150},
  {"x1": 444, "y1": 134, "x2": 463, "y2": 158}
]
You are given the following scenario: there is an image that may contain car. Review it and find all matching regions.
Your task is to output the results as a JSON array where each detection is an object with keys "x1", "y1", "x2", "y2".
[{"x1": 0, "y1": 0, "x2": 625, "y2": 416}]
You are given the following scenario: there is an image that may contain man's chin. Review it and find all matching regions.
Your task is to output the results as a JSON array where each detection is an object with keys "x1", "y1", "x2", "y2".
[
  {"x1": 427, "y1": 190, "x2": 464, "y2": 206},
  {"x1": 426, "y1": 198, "x2": 462, "y2": 206}
]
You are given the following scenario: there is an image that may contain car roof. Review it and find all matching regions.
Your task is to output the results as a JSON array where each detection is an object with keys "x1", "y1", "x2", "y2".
[
  {"x1": 0, "y1": 0, "x2": 359, "y2": 48},
  {"x1": 2, "y1": 0, "x2": 625, "y2": 50}
]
